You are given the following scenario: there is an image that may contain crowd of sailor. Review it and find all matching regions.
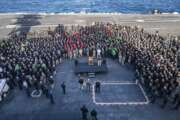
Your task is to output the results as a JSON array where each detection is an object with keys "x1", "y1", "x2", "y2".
[{"x1": 0, "y1": 22, "x2": 179, "y2": 109}]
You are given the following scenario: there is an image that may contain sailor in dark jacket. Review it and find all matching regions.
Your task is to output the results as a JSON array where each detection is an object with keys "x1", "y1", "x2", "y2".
[
  {"x1": 61, "y1": 82, "x2": 66, "y2": 95},
  {"x1": 171, "y1": 81, "x2": 180, "y2": 110},
  {"x1": 48, "y1": 89, "x2": 55, "y2": 104},
  {"x1": 90, "y1": 109, "x2": 98, "y2": 120},
  {"x1": 95, "y1": 81, "x2": 101, "y2": 93},
  {"x1": 81, "y1": 105, "x2": 89, "y2": 120}
]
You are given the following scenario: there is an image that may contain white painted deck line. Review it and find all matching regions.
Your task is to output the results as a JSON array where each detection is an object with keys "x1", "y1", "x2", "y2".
[
  {"x1": 138, "y1": 82, "x2": 150, "y2": 104},
  {"x1": 136, "y1": 19, "x2": 145, "y2": 22},
  {"x1": 92, "y1": 81, "x2": 149, "y2": 106},
  {"x1": 92, "y1": 85, "x2": 96, "y2": 103},
  {"x1": 6, "y1": 25, "x2": 19, "y2": 28},
  {"x1": 58, "y1": 70, "x2": 73, "y2": 74},
  {"x1": 101, "y1": 82, "x2": 136, "y2": 85},
  {"x1": 95, "y1": 101, "x2": 149, "y2": 105}
]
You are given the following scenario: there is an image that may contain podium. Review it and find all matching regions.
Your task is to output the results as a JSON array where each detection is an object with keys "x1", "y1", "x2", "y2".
[
  {"x1": 88, "y1": 56, "x2": 94, "y2": 65},
  {"x1": 88, "y1": 49, "x2": 94, "y2": 65}
]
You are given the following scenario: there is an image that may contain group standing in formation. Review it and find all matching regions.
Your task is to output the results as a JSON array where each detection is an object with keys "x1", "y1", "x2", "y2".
[{"x1": 0, "y1": 23, "x2": 180, "y2": 114}]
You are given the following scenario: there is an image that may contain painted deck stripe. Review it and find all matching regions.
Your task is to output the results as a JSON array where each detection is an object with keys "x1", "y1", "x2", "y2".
[{"x1": 92, "y1": 81, "x2": 149, "y2": 106}]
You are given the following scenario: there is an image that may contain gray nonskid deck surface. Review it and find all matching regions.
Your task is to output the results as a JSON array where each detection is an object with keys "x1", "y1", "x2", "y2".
[
  {"x1": 1, "y1": 14, "x2": 180, "y2": 39},
  {"x1": 95, "y1": 84, "x2": 147, "y2": 103},
  {"x1": 0, "y1": 58, "x2": 179, "y2": 120}
]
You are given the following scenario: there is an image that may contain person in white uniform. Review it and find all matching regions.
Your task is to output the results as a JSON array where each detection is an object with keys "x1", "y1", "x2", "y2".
[{"x1": 97, "y1": 48, "x2": 101, "y2": 58}]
